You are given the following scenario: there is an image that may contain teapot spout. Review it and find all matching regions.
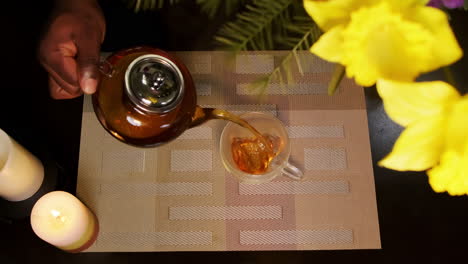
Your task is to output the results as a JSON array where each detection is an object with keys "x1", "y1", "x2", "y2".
[
  {"x1": 190, "y1": 106, "x2": 235, "y2": 128},
  {"x1": 189, "y1": 107, "x2": 266, "y2": 145},
  {"x1": 190, "y1": 106, "x2": 215, "y2": 128}
]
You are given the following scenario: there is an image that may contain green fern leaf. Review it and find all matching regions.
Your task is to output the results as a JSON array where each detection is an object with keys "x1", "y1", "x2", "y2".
[
  {"x1": 196, "y1": 0, "x2": 248, "y2": 18},
  {"x1": 248, "y1": 25, "x2": 323, "y2": 94},
  {"x1": 215, "y1": 0, "x2": 297, "y2": 51},
  {"x1": 122, "y1": 0, "x2": 180, "y2": 12},
  {"x1": 214, "y1": 0, "x2": 323, "y2": 95}
]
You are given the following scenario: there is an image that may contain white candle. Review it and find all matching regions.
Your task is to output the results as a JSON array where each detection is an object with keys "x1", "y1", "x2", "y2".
[
  {"x1": 0, "y1": 128, "x2": 44, "y2": 201},
  {"x1": 30, "y1": 191, "x2": 99, "y2": 252}
]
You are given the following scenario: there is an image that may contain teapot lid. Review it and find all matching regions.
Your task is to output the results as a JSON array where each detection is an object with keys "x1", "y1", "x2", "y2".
[{"x1": 125, "y1": 54, "x2": 184, "y2": 114}]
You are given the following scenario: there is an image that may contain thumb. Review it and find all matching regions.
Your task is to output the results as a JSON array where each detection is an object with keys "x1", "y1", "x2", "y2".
[{"x1": 76, "y1": 36, "x2": 101, "y2": 95}]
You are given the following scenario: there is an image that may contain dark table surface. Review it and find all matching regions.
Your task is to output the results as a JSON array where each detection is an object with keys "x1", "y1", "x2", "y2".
[{"x1": 1, "y1": 1, "x2": 468, "y2": 263}]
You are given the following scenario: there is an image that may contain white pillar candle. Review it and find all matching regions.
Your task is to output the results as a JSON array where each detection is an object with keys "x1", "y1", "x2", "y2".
[
  {"x1": 30, "y1": 191, "x2": 99, "y2": 253},
  {"x1": 0, "y1": 128, "x2": 44, "y2": 201}
]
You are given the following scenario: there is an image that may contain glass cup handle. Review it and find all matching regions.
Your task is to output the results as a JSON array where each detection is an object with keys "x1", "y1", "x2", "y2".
[{"x1": 281, "y1": 162, "x2": 303, "y2": 180}]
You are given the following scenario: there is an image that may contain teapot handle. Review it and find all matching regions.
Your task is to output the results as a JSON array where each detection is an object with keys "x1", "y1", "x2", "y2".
[{"x1": 98, "y1": 56, "x2": 115, "y2": 78}]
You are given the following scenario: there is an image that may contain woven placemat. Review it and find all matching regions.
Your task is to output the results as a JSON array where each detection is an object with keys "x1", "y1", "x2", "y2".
[{"x1": 77, "y1": 51, "x2": 380, "y2": 251}]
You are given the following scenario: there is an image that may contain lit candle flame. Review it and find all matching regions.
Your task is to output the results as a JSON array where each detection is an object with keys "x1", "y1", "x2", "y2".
[
  {"x1": 51, "y1": 209, "x2": 61, "y2": 218},
  {"x1": 50, "y1": 209, "x2": 65, "y2": 223}
]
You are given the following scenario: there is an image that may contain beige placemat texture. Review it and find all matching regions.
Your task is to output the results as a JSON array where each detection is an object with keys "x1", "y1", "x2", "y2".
[{"x1": 77, "y1": 51, "x2": 380, "y2": 252}]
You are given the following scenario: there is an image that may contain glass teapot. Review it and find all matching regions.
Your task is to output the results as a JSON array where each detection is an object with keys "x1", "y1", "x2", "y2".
[{"x1": 93, "y1": 46, "x2": 225, "y2": 147}]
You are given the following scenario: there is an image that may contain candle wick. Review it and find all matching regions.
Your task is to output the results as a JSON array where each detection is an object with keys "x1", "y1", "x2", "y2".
[{"x1": 50, "y1": 209, "x2": 65, "y2": 222}]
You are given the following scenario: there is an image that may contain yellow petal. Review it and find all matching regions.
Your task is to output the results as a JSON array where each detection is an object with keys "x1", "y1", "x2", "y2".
[
  {"x1": 378, "y1": 116, "x2": 445, "y2": 171},
  {"x1": 377, "y1": 80, "x2": 460, "y2": 126},
  {"x1": 303, "y1": 0, "x2": 374, "y2": 31},
  {"x1": 445, "y1": 96, "x2": 468, "y2": 153},
  {"x1": 310, "y1": 25, "x2": 345, "y2": 63},
  {"x1": 341, "y1": 2, "x2": 435, "y2": 86},
  {"x1": 389, "y1": 0, "x2": 430, "y2": 9},
  {"x1": 428, "y1": 143, "x2": 468, "y2": 196},
  {"x1": 408, "y1": 7, "x2": 463, "y2": 71}
]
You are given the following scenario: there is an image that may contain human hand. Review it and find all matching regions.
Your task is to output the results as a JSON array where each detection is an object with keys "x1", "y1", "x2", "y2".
[{"x1": 39, "y1": 0, "x2": 105, "y2": 99}]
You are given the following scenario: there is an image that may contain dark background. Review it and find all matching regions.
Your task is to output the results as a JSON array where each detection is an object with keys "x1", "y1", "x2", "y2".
[{"x1": 0, "y1": 1, "x2": 467, "y2": 263}]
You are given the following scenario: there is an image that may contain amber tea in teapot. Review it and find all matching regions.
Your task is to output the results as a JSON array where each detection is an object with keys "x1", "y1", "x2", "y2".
[
  {"x1": 93, "y1": 47, "x2": 194, "y2": 146},
  {"x1": 93, "y1": 46, "x2": 273, "y2": 150}
]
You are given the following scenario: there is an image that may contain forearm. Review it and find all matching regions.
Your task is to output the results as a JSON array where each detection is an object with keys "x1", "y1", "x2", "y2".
[{"x1": 51, "y1": 0, "x2": 105, "y2": 37}]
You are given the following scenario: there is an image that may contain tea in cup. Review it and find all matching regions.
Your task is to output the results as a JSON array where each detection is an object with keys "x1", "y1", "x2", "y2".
[{"x1": 220, "y1": 112, "x2": 303, "y2": 184}]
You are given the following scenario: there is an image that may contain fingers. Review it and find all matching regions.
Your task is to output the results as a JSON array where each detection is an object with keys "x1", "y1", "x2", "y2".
[
  {"x1": 75, "y1": 32, "x2": 101, "y2": 95},
  {"x1": 49, "y1": 76, "x2": 83, "y2": 99},
  {"x1": 39, "y1": 39, "x2": 82, "y2": 95},
  {"x1": 40, "y1": 32, "x2": 100, "y2": 98},
  {"x1": 38, "y1": 12, "x2": 105, "y2": 99}
]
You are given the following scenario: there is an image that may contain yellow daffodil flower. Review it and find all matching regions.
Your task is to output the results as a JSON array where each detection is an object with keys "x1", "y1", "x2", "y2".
[
  {"x1": 303, "y1": 0, "x2": 374, "y2": 31},
  {"x1": 428, "y1": 98, "x2": 468, "y2": 196},
  {"x1": 428, "y1": 144, "x2": 468, "y2": 196},
  {"x1": 304, "y1": 0, "x2": 462, "y2": 87},
  {"x1": 377, "y1": 79, "x2": 468, "y2": 195},
  {"x1": 304, "y1": 0, "x2": 431, "y2": 31}
]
